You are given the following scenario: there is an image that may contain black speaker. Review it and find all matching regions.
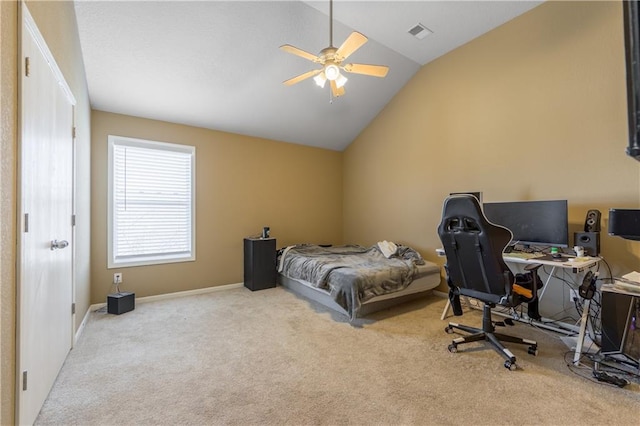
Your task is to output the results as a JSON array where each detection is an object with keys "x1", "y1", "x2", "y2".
[
  {"x1": 584, "y1": 209, "x2": 602, "y2": 232},
  {"x1": 574, "y1": 231, "x2": 600, "y2": 256},
  {"x1": 608, "y1": 209, "x2": 640, "y2": 240}
]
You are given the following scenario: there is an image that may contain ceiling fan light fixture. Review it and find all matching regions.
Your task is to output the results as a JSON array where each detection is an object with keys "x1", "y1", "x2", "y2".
[
  {"x1": 313, "y1": 72, "x2": 327, "y2": 88},
  {"x1": 335, "y1": 73, "x2": 348, "y2": 89},
  {"x1": 324, "y1": 64, "x2": 340, "y2": 81}
]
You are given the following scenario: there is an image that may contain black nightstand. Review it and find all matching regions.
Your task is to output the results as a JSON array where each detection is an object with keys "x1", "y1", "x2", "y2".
[{"x1": 243, "y1": 238, "x2": 276, "y2": 291}]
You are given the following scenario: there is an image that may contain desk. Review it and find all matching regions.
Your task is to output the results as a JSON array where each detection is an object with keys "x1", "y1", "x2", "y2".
[
  {"x1": 439, "y1": 252, "x2": 600, "y2": 363},
  {"x1": 506, "y1": 255, "x2": 600, "y2": 365},
  {"x1": 503, "y1": 253, "x2": 598, "y2": 271},
  {"x1": 503, "y1": 254, "x2": 599, "y2": 305}
]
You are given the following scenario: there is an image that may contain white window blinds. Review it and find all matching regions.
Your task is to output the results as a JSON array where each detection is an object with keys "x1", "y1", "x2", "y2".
[{"x1": 108, "y1": 135, "x2": 195, "y2": 268}]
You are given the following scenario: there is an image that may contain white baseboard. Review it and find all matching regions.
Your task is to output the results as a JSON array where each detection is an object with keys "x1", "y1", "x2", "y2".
[
  {"x1": 87, "y1": 282, "x2": 244, "y2": 313},
  {"x1": 74, "y1": 307, "x2": 92, "y2": 346},
  {"x1": 433, "y1": 290, "x2": 448, "y2": 299},
  {"x1": 131, "y1": 282, "x2": 244, "y2": 305}
]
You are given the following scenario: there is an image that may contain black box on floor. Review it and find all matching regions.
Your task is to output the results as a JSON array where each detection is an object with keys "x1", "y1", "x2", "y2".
[{"x1": 107, "y1": 292, "x2": 135, "y2": 315}]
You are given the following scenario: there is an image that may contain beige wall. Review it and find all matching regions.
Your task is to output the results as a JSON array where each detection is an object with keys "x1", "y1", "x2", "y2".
[
  {"x1": 344, "y1": 1, "x2": 640, "y2": 292},
  {"x1": 0, "y1": 1, "x2": 91, "y2": 423},
  {"x1": 91, "y1": 111, "x2": 343, "y2": 303}
]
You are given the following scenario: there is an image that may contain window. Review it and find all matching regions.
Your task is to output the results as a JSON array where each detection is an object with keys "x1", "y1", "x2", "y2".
[{"x1": 108, "y1": 135, "x2": 195, "y2": 268}]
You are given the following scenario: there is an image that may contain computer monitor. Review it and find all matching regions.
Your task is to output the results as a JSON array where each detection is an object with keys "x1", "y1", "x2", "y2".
[
  {"x1": 608, "y1": 208, "x2": 640, "y2": 241},
  {"x1": 623, "y1": 1, "x2": 640, "y2": 161},
  {"x1": 482, "y1": 200, "x2": 569, "y2": 248}
]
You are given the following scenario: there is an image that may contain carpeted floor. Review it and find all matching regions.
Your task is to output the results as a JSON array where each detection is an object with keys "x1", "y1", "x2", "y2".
[{"x1": 36, "y1": 286, "x2": 639, "y2": 425}]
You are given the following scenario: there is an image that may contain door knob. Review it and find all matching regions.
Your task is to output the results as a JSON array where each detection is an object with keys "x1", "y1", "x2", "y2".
[{"x1": 50, "y1": 239, "x2": 69, "y2": 250}]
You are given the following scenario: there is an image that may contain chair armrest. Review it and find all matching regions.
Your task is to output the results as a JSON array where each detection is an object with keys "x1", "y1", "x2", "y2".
[{"x1": 513, "y1": 284, "x2": 533, "y2": 299}]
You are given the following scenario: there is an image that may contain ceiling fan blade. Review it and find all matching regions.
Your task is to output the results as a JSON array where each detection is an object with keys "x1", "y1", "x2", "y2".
[
  {"x1": 335, "y1": 32, "x2": 368, "y2": 62},
  {"x1": 343, "y1": 63, "x2": 389, "y2": 78},
  {"x1": 330, "y1": 80, "x2": 345, "y2": 97},
  {"x1": 283, "y1": 69, "x2": 321, "y2": 86},
  {"x1": 280, "y1": 44, "x2": 321, "y2": 62}
]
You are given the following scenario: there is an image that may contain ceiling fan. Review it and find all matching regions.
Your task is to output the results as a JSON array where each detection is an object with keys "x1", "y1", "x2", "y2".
[{"x1": 280, "y1": 0, "x2": 389, "y2": 98}]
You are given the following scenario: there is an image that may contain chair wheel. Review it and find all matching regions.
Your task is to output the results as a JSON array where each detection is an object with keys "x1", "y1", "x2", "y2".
[
  {"x1": 448, "y1": 343, "x2": 458, "y2": 353},
  {"x1": 445, "y1": 326, "x2": 454, "y2": 334},
  {"x1": 504, "y1": 360, "x2": 517, "y2": 371},
  {"x1": 528, "y1": 346, "x2": 538, "y2": 356}
]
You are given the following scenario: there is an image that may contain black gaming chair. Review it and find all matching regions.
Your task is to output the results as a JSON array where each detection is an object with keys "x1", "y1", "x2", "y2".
[{"x1": 437, "y1": 194, "x2": 542, "y2": 370}]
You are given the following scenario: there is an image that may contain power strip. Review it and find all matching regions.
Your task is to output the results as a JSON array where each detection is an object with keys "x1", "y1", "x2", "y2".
[{"x1": 592, "y1": 371, "x2": 629, "y2": 387}]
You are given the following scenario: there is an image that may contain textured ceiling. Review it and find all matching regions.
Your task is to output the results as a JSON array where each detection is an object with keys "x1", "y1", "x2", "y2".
[{"x1": 74, "y1": 1, "x2": 543, "y2": 151}]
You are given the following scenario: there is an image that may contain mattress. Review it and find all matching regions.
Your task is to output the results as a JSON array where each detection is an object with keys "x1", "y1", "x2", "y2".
[{"x1": 279, "y1": 261, "x2": 441, "y2": 319}]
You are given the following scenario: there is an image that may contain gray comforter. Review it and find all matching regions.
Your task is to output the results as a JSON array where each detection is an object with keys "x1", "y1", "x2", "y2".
[{"x1": 278, "y1": 244, "x2": 426, "y2": 319}]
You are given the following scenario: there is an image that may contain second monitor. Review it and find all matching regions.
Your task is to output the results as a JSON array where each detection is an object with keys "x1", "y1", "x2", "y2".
[{"x1": 482, "y1": 199, "x2": 569, "y2": 248}]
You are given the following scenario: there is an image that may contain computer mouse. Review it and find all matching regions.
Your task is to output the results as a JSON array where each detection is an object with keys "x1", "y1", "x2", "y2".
[{"x1": 551, "y1": 252, "x2": 562, "y2": 258}]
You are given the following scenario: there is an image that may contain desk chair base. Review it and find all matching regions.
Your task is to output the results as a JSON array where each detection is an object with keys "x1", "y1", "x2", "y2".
[{"x1": 445, "y1": 304, "x2": 538, "y2": 370}]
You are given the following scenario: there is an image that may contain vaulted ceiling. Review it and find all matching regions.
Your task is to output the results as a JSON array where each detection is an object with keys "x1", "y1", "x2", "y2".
[{"x1": 74, "y1": 1, "x2": 543, "y2": 151}]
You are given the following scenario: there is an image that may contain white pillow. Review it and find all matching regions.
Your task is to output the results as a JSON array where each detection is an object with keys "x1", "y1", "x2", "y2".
[{"x1": 377, "y1": 240, "x2": 398, "y2": 258}]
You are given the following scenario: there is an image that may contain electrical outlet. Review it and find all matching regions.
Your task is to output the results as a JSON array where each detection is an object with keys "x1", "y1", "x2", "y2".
[
  {"x1": 113, "y1": 273, "x2": 122, "y2": 284},
  {"x1": 569, "y1": 288, "x2": 580, "y2": 301}
]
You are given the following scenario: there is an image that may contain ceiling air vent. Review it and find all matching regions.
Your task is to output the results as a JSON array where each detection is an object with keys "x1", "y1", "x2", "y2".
[{"x1": 408, "y1": 23, "x2": 432, "y2": 40}]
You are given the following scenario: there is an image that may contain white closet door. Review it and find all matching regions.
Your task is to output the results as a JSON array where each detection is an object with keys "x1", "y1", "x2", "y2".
[{"x1": 17, "y1": 5, "x2": 75, "y2": 425}]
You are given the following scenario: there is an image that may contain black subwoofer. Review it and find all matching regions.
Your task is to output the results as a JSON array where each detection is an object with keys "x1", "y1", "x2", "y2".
[
  {"x1": 107, "y1": 292, "x2": 135, "y2": 315},
  {"x1": 574, "y1": 231, "x2": 600, "y2": 256}
]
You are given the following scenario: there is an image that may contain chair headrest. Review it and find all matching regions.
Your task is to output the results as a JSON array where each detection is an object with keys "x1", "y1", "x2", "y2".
[{"x1": 440, "y1": 195, "x2": 490, "y2": 231}]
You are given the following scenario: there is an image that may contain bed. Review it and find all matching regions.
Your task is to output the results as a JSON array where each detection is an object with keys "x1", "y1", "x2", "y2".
[{"x1": 277, "y1": 243, "x2": 441, "y2": 320}]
